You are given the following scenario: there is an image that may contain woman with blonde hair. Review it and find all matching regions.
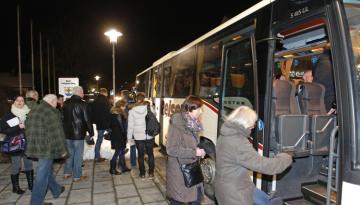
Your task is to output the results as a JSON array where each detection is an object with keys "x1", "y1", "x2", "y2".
[{"x1": 215, "y1": 106, "x2": 292, "y2": 205}]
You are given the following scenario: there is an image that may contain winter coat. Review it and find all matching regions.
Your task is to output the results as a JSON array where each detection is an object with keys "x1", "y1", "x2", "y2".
[
  {"x1": 0, "y1": 112, "x2": 24, "y2": 138},
  {"x1": 313, "y1": 51, "x2": 335, "y2": 111},
  {"x1": 215, "y1": 122, "x2": 292, "y2": 205},
  {"x1": 109, "y1": 113, "x2": 127, "y2": 149},
  {"x1": 25, "y1": 98, "x2": 38, "y2": 110},
  {"x1": 63, "y1": 95, "x2": 94, "y2": 140},
  {"x1": 127, "y1": 104, "x2": 153, "y2": 141},
  {"x1": 166, "y1": 112, "x2": 203, "y2": 203},
  {"x1": 25, "y1": 101, "x2": 68, "y2": 160},
  {"x1": 90, "y1": 94, "x2": 111, "y2": 130}
]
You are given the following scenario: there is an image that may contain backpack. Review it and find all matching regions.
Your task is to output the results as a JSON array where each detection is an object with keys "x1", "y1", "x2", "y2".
[{"x1": 145, "y1": 106, "x2": 160, "y2": 137}]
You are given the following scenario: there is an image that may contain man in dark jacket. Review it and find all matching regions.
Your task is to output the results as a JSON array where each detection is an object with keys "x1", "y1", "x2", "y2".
[
  {"x1": 25, "y1": 94, "x2": 67, "y2": 205},
  {"x1": 91, "y1": 88, "x2": 111, "y2": 162},
  {"x1": 313, "y1": 48, "x2": 335, "y2": 112},
  {"x1": 63, "y1": 86, "x2": 94, "y2": 182}
]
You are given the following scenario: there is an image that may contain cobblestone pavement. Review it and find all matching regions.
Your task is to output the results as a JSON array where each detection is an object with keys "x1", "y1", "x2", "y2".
[{"x1": 0, "y1": 148, "x2": 215, "y2": 205}]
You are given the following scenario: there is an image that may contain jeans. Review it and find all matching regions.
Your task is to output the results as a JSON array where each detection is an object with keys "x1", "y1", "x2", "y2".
[
  {"x1": 135, "y1": 139, "x2": 154, "y2": 175},
  {"x1": 253, "y1": 187, "x2": 273, "y2": 205},
  {"x1": 130, "y1": 145, "x2": 137, "y2": 167},
  {"x1": 94, "y1": 129, "x2": 106, "y2": 159},
  {"x1": 11, "y1": 155, "x2": 32, "y2": 175},
  {"x1": 30, "y1": 159, "x2": 62, "y2": 205},
  {"x1": 112, "y1": 148, "x2": 125, "y2": 162},
  {"x1": 169, "y1": 187, "x2": 201, "y2": 205},
  {"x1": 64, "y1": 139, "x2": 84, "y2": 179}
]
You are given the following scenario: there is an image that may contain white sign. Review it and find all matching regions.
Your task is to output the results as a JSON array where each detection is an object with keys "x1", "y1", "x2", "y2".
[{"x1": 58, "y1": 77, "x2": 79, "y2": 98}]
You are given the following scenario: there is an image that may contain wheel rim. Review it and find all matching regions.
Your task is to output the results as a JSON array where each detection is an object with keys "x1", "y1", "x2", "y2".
[{"x1": 201, "y1": 157, "x2": 216, "y2": 185}]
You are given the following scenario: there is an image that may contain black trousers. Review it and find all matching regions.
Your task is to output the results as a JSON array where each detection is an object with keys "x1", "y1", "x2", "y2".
[{"x1": 135, "y1": 139, "x2": 155, "y2": 175}]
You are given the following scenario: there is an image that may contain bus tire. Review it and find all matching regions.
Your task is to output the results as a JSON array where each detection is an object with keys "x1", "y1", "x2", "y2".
[{"x1": 201, "y1": 155, "x2": 216, "y2": 200}]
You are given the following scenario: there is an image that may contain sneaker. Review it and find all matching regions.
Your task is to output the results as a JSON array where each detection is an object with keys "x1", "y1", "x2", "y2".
[
  {"x1": 54, "y1": 186, "x2": 65, "y2": 198},
  {"x1": 148, "y1": 173, "x2": 154, "y2": 179},
  {"x1": 139, "y1": 174, "x2": 146, "y2": 180},
  {"x1": 73, "y1": 176, "x2": 87, "y2": 182}
]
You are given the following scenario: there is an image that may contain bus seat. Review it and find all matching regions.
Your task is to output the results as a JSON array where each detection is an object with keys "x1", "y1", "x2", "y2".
[
  {"x1": 298, "y1": 82, "x2": 336, "y2": 155},
  {"x1": 273, "y1": 80, "x2": 310, "y2": 157}
]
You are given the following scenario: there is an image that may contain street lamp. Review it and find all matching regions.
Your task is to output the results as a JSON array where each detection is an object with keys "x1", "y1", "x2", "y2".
[
  {"x1": 104, "y1": 29, "x2": 122, "y2": 98},
  {"x1": 94, "y1": 75, "x2": 101, "y2": 92}
]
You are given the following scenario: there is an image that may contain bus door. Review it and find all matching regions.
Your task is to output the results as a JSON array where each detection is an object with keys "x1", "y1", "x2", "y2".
[
  {"x1": 220, "y1": 33, "x2": 259, "y2": 183},
  {"x1": 269, "y1": 0, "x2": 358, "y2": 203}
]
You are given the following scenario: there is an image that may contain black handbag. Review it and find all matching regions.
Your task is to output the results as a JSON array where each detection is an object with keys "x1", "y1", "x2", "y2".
[
  {"x1": 178, "y1": 158, "x2": 204, "y2": 188},
  {"x1": 85, "y1": 135, "x2": 95, "y2": 145}
]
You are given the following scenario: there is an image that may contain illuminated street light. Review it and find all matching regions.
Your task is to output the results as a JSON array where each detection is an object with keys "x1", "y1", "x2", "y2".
[
  {"x1": 104, "y1": 29, "x2": 122, "y2": 100},
  {"x1": 94, "y1": 75, "x2": 101, "y2": 91}
]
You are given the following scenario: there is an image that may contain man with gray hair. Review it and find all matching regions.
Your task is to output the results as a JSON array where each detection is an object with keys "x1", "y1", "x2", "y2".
[
  {"x1": 25, "y1": 90, "x2": 39, "y2": 109},
  {"x1": 25, "y1": 94, "x2": 68, "y2": 205},
  {"x1": 62, "y1": 86, "x2": 94, "y2": 182}
]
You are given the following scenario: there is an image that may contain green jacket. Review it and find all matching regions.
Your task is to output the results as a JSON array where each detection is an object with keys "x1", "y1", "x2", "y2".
[
  {"x1": 25, "y1": 101, "x2": 68, "y2": 160},
  {"x1": 25, "y1": 98, "x2": 38, "y2": 110}
]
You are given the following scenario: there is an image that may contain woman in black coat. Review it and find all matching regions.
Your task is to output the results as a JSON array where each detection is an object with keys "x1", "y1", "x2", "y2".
[
  {"x1": 0, "y1": 95, "x2": 33, "y2": 194},
  {"x1": 109, "y1": 100, "x2": 131, "y2": 175}
]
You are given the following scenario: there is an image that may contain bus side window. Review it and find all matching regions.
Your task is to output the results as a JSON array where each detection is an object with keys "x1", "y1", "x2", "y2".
[
  {"x1": 163, "y1": 66, "x2": 172, "y2": 98},
  {"x1": 171, "y1": 47, "x2": 196, "y2": 98},
  {"x1": 196, "y1": 41, "x2": 222, "y2": 98},
  {"x1": 152, "y1": 67, "x2": 162, "y2": 98}
]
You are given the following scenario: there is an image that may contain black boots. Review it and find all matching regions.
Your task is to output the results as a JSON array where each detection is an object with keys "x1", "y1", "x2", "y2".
[
  {"x1": 119, "y1": 158, "x2": 131, "y2": 173},
  {"x1": 11, "y1": 174, "x2": 25, "y2": 194},
  {"x1": 25, "y1": 170, "x2": 34, "y2": 191},
  {"x1": 109, "y1": 160, "x2": 121, "y2": 175}
]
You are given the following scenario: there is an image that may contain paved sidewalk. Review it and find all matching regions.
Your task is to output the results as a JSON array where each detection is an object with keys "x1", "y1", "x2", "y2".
[{"x1": 0, "y1": 148, "x2": 215, "y2": 205}]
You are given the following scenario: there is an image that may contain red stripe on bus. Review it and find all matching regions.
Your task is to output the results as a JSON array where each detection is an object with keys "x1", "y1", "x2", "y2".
[{"x1": 202, "y1": 100, "x2": 218, "y2": 113}]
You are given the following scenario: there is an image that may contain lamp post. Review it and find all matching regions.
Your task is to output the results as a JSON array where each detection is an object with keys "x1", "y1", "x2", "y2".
[
  {"x1": 104, "y1": 29, "x2": 122, "y2": 99},
  {"x1": 94, "y1": 75, "x2": 101, "y2": 92}
]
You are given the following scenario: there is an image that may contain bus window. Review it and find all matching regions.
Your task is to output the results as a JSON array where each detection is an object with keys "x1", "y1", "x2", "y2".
[
  {"x1": 345, "y1": 2, "x2": 360, "y2": 166},
  {"x1": 223, "y1": 38, "x2": 255, "y2": 116},
  {"x1": 151, "y1": 66, "x2": 162, "y2": 98},
  {"x1": 196, "y1": 41, "x2": 222, "y2": 98},
  {"x1": 163, "y1": 65, "x2": 172, "y2": 97},
  {"x1": 136, "y1": 71, "x2": 149, "y2": 95},
  {"x1": 171, "y1": 47, "x2": 196, "y2": 98}
]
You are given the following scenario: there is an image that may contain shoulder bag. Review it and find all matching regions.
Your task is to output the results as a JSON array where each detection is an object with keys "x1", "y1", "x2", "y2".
[
  {"x1": 0, "y1": 133, "x2": 26, "y2": 154},
  {"x1": 177, "y1": 157, "x2": 204, "y2": 188}
]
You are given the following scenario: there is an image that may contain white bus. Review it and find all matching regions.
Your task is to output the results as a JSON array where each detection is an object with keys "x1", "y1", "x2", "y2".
[{"x1": 135, "y1": 0, "x2": 360, "y2": 204}]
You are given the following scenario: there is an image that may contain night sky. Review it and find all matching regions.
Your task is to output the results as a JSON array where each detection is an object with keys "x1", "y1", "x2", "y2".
[{"x1": 2, "y1": 0, "x2": 260, "y2": 93}]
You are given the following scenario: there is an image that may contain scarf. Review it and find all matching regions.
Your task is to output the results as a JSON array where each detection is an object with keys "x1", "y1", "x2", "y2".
[
  {"x1": 11, "y1": 104, "x2": 30, "y2": 123},
  {"x1": 183, "y1": 112, "x2": 203, "y2": 133}
]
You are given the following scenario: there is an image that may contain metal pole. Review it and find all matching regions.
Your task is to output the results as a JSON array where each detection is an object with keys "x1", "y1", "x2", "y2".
[
  {"x1": 30, "y1": 20, "x2": 35, "y2": 90},
  {"x1": 47, "y1": 40, "x2": 50, "y2": 94},
  {"x1": 39, "y1": 32, "x2": 44, "y2": 97},
  {"x1": 52, "y1": 46, "x2": 56, "y2": 93},
  {"x1": 17, "y1": 5, "x2": 22, "y2": 95},
  {"x1": 112, "y1": 43, "x2": 116, "y2": 98}
]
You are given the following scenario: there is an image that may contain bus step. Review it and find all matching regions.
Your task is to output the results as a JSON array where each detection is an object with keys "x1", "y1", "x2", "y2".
[
  {"x1": 302, "y1": 182, "x2": 336, "y2": 205},
  {"x1": 284, "y1": 198, "x2": 315, "y2": 205}
]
